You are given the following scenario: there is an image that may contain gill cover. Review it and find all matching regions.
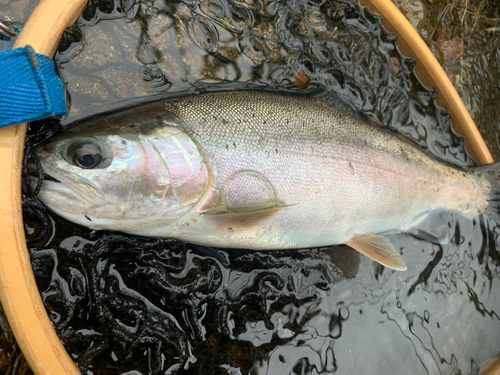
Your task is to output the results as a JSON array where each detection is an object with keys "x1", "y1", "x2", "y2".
[{"x1": 35, "y1": 125, "x2": 210, "y2": 228}]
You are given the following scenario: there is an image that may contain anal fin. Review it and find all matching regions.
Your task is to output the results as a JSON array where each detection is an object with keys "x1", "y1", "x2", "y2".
[{"x1": 346, "y1": 234, "x2": 407, "y2": 271}]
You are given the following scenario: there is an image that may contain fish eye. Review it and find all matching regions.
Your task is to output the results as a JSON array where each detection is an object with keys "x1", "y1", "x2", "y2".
[{"x1": 70, "y1": 142, "x2": 103, "y2": 169}]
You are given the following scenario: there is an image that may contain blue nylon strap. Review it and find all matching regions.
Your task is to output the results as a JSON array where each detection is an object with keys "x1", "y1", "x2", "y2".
[{"x1": 0, "y1": 45, "x2": 67, "y2": 127}]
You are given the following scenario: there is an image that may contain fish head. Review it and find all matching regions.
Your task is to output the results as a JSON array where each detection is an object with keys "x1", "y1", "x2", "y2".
[{"x1": 33, "y1": 124, "x2": 210, "y2": 231}]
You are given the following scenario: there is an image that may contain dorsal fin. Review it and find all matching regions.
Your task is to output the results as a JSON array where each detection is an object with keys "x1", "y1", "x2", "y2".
[{"x1": 346, "y1": 234, "x2": 407, "y2": 271}]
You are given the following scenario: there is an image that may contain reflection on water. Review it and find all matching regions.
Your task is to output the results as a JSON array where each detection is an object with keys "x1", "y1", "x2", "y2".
[{"x1": 13, "y1": 0, "x2": 500, "y2": 373}]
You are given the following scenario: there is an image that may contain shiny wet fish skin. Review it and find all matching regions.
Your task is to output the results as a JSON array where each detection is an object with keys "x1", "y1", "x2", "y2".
[{"x1": 34, "y1": 92, "x2": 495, "y2": 271}]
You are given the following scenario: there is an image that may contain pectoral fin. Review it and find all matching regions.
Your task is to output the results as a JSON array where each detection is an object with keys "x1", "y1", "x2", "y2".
[
  {"x1": 205, "y1": 204, "x2": 294, "y2": 233},
  {"x1": 346, "y1": 234, "x2": 407, "y2": 271}
]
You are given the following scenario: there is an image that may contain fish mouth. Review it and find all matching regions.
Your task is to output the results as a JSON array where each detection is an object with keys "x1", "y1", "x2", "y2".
[
  {"x1": 27, "y1": 161, "x2": 61, "y2": 183},
  {"x1": 28, "y1": 161, "x2": 106, "y2": 205}
]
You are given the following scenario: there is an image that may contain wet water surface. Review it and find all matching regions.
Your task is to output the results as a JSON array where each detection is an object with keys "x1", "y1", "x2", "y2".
[{"x1": 7, "y1": 0, "x2": 500, "y2": 373}]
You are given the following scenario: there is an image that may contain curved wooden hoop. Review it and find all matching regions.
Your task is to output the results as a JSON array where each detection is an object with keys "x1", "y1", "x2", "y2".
[
  {"x1": 0, "y1": 0, "x2": 493, "y2": 374},
  {"x1": 481, "y1": 358, "x2": 500, "y2": 375},
  {"x1": 0, "y1": 0, "x2": 86, "y2": 374}
]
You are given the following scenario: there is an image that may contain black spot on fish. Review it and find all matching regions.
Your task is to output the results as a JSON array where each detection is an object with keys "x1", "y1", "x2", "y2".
[
  {"x1": 221, "y1": 119, "x2": 228, "y2": 125},
  {"x1": 233, "y1": 142, "x2": 236, "y2": 148},
  {"x1": 129, "y1": 124, "x2": 136, "y2": 128},
  {"x1": 85, "y1": 215, "x2": 92, "y2": 221},
  {"x1": 203, "y1": 117, "x2": 207, "y2": 122},
  {"x1": 121, "y1": 140, "x2": 126, "y2": 145},
  {"x1": 213, "y1": 116, "x2": 217, "y2": 120},
  {"x1": 225, "y1": 144, "x2": 229, "y2": 149},
  {"x1": 275, "y1": 149, "x2": 278, "y2": 153}
]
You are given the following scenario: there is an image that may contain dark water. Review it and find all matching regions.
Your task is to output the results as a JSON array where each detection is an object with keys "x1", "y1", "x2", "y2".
[{"x1": 17, "y1": 0, "x2": 500, "y2": 373}]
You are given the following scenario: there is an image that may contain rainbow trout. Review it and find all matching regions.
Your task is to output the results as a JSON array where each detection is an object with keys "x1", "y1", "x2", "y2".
[{"x1": 33, "y1": 92, "x2": 499, "y2": 271}]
